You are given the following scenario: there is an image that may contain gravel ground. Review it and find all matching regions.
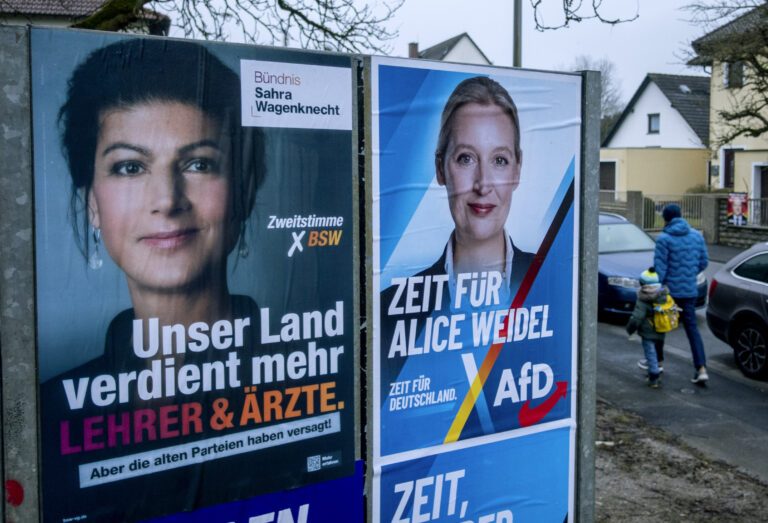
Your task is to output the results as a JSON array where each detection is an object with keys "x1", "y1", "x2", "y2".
[{"x1": 594, "y1": 399, "x2": 768, "y2": 522}]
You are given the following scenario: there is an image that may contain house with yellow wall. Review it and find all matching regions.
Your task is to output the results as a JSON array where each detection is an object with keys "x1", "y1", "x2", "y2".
[
  {"x1": 689, "y1": 6, "x2": 768, "y2": 199},
  {"x1": 600, "y1": 73, "x2": 711, "y2": 197}
]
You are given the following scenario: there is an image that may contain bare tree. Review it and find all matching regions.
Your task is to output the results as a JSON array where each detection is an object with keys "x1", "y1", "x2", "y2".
[
  {"x1": 1, "y1": 1, "x2": 646, "y2": 52},
  {"x1": 530, "y1": 0, "x2": 638, "y2": 31},
  {"x1": 569, "y1": 55, "x2": 624, "y2": 142},
  {"x1": 570, "y1": 55, "x2": 623, "y2": 116},
  {"x1": 683, "y1": 0, "x2": 763, "y2": 24},
  {"x1": 71, "y1": 0, "x2": 404, "y2": 54},
  {"x1": 685, "y1": 1, "x2": 768, "y2": 145}
]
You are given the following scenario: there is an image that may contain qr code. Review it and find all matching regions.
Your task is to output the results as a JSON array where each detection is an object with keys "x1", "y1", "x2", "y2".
[{"x1": 307, "y1": 455, "x2": 321, "y2": 472}]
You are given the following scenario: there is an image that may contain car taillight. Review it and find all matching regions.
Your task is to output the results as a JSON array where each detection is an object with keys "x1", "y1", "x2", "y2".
[{"x1": 708, "y1": 278, "x2": 718, "y2": 299}]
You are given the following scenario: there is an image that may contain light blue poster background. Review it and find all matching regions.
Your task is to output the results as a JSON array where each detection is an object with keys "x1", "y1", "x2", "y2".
[
  {"x1": 380, "y1": 205, "x2": 575, "y2": 455},
  {"x1": 378, "y1": 427, "x2": 571, "y2": 522},
  {"x1": 377, "y1": 65, "x2": 581, "y2": 287},
  {"x1": 374, "y1": 61, "x2": 581, "y2": 456}
]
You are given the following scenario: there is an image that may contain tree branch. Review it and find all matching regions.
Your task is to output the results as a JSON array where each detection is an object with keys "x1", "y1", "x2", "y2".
[
  {"x1": 72, "y1": 0, "x2": 153, "y2": 32},
  {"x1": 530, "y1": 0, "x2": 638, "y2": 31}
]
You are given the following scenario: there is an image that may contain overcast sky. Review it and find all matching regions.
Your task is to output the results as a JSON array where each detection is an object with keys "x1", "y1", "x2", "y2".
[{"x1": 387, "y1": 0, "x2": 716, "y2": 104}]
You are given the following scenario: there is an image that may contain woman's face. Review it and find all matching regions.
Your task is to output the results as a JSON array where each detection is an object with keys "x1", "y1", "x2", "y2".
[
  {"x1": 437, "y1": 102, "x2": 521, "y2": 247},
  {"x1": 88, "y1": 101, "x2": 234, "y2": 294}
]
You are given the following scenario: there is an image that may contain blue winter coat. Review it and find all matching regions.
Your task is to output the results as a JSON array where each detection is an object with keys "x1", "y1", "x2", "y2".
[{"x1": 654, "y1": 217, "x2": 708, "y2": 298}]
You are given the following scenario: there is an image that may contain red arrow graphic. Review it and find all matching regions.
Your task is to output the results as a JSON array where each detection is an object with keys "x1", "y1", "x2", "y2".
[{"x1": 518, "y1": 381, "x2": 568, "y2": 427}]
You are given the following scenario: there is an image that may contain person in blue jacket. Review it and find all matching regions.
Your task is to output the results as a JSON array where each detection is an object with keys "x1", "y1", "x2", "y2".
[{"x1": 654, "y1": 203, "x2": 709, "y2": 384}]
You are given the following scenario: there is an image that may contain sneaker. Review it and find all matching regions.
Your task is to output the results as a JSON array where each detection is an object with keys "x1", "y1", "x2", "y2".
[
  {"x1": 647, "y1": 377, "x2": 660, "y2": 388},
  {"x1": 637, "y1": 359, "x2": 664, "y2": 373},
  {"x1": 691, "y1": 368, "x2": 709, "y2": 385}
]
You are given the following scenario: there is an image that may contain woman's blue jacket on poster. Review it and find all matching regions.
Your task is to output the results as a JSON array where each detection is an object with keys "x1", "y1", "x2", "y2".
[{"x1": 654, "y1": 217, "x2": 708, "y2": 298}]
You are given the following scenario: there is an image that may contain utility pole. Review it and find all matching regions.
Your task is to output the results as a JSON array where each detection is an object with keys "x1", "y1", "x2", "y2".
[{"x1": 513, "y1": 0, "x2": 522, "y2": 67}]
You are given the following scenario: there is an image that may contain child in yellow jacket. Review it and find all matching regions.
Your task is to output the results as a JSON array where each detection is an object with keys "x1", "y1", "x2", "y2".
[{"x1": 626, "y1": 268, "x2": 669, "y2": 388}]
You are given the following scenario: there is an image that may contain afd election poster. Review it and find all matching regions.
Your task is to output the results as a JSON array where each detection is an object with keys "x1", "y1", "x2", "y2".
[
  {"x1": 32, "y1": 28, "x2": 356, "y2": 522},
  {"x1": 370, "y1": 57, "x2": 580, "y2": 518},
  {"x1": 376, "y1": 428, "x2": 572, "y2": 522}
]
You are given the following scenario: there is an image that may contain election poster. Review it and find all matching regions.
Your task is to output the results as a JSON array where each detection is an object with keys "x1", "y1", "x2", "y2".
[
  {"x1": 370, "y1": 57, "x2": 580, "y2": 517},
  {"x1": 148, "y1": 461, "x2": 363, "y2": 523},
  {"x1": 32, "y1": 28, "x2": 356, "y2": 522},
  {"x1": 727, "y1": 193, "x2": 748, "y2": 226},
  {"x1": 375, "y1": 427, "x2": 572, "y2": 522}
]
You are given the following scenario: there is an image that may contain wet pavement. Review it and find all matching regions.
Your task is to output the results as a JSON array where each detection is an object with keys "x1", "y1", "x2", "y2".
[
  {"x1": 596, "y1": 240, "x2": 768, "y2": 483},
  {"x1": 706, "y1": 242, "x2": 743, "y2": 264}
]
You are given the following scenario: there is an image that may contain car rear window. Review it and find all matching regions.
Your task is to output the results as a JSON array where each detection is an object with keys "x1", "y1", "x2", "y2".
[
  {"x1": 734, "y1": 253, "x2": 768, "y2": 283},
  {"x1": 598, "y1": 223, "x2": 656, "y2": 254}
]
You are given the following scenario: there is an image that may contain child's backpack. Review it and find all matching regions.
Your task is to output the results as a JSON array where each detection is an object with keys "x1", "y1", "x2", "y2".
[{"x1": 652, "y1": 294, "x2": 680, "y2": 333}]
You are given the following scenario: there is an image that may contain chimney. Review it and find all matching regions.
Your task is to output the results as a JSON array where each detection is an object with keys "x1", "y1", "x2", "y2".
[{"x1": 408, "y1": 42, "x2": 419, "y2": 59}]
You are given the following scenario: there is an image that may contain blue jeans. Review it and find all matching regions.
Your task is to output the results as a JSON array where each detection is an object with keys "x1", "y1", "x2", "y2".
[
  {"x1": 641, "y1": 338, "x2": 661, "y2": 378},
  {"x1": 675, "y1": 296, "x2": 706, "y2": 369}
]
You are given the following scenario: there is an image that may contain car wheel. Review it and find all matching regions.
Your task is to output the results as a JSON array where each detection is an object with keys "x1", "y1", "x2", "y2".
[{"x1": 732, "y1": 321, "x2": 768, "y2": 379}]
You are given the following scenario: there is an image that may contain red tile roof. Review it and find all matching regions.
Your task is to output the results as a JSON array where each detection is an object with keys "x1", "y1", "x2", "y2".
[{"x1": 0, "y1": 0, "x2": 104, "y2": 17}]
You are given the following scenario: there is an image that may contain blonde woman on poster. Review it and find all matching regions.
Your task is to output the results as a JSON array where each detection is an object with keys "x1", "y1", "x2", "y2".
[
  {"x1": 432, "y1": 76, "x2": 534, "y2": 303},
  {"x1": 380, "y1": 76, "x2": 535, "y2": 376}
]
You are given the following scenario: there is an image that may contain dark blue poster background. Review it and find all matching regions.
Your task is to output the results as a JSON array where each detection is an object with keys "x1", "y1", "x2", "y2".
[
  {"x1": 32, "y1": 28, "x2": 357, "y2": 522},
  {"x1": 149, "y1": 461, "x2": 363, "y2": 523}
]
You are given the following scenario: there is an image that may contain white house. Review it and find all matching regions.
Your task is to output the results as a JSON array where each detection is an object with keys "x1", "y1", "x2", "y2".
[
  {"x1": 604, "y1": 73, "x2": 710, "y2": 149},
  {"x1": 601, "y1": 73, "x2": 711, "y2": 195},
  {"x1": 407, "y1": 32, "x2": 491, "y2": 65}
]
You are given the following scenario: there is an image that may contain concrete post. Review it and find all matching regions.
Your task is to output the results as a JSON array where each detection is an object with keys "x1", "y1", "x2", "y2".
[
  {"x1": 626, "y1": 191, "x2": 644, "y2": 228},
  {"x1": 577, "y1": 69, "x2": 600, "y2": 522},
  {"x1": 0, "y1": 25, "x2": 40, "y2": 522},
  {"x1": 701, "y1": 195, "x2": 721, "y2": 245}
]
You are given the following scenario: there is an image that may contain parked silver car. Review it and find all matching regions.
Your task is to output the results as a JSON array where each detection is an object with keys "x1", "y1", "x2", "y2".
[{"x1": 706, "y1": 243, "x2": 768, "y2": 379}]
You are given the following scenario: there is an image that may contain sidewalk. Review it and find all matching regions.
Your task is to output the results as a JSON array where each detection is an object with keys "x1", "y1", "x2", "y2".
[{"x1": 707, "y1": 242, "x2": 743, "y2": 263}]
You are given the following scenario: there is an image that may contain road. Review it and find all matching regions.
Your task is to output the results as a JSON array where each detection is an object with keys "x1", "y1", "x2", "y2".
[{"x1": 596, "y1": 257, "x2": 768, "y2": 483}]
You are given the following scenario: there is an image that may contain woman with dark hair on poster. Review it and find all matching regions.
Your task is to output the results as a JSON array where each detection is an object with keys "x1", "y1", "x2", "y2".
[
  {"x1": 58, "y1": 37, "x2": 265, "y2": 347},
  {"x1": 41, "y1": 37, "x2": 268, "y2": 521}
]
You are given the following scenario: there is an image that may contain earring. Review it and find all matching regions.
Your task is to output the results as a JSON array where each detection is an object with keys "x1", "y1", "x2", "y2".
[
  {"x1": 89, "y1": 227, "x2": 103, "y2": 270},
  {"x1": 238, "y1": 239, "x2": 249, "y2": 259}
]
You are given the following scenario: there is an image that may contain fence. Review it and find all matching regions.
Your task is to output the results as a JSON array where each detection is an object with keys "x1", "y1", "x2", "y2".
[
  {"x1": 598, "y1": 191, "x2": 706, "y2": 230},
  {"x1": 642, "y1": 194, "x2": 706, "y2": 231},
  {"x1": 599, "y1": 190, "x2": 768, "y2": 247},
  {"x1": 747, "y1": 198, "x2": 768, "y2": 227}
]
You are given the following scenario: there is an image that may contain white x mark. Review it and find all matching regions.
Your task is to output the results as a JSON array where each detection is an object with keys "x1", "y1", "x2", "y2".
[{"x1": 288, "y1": 231, "x2": 306, "y2": 257}]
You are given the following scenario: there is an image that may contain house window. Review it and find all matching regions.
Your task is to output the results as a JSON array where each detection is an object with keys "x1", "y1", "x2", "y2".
[
  {"x1": 648, "y1": 113, "x2": 660, "y2": 134},
  {"x1": 724, "y1": 61, "x2": 744, "y2": 88}
]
